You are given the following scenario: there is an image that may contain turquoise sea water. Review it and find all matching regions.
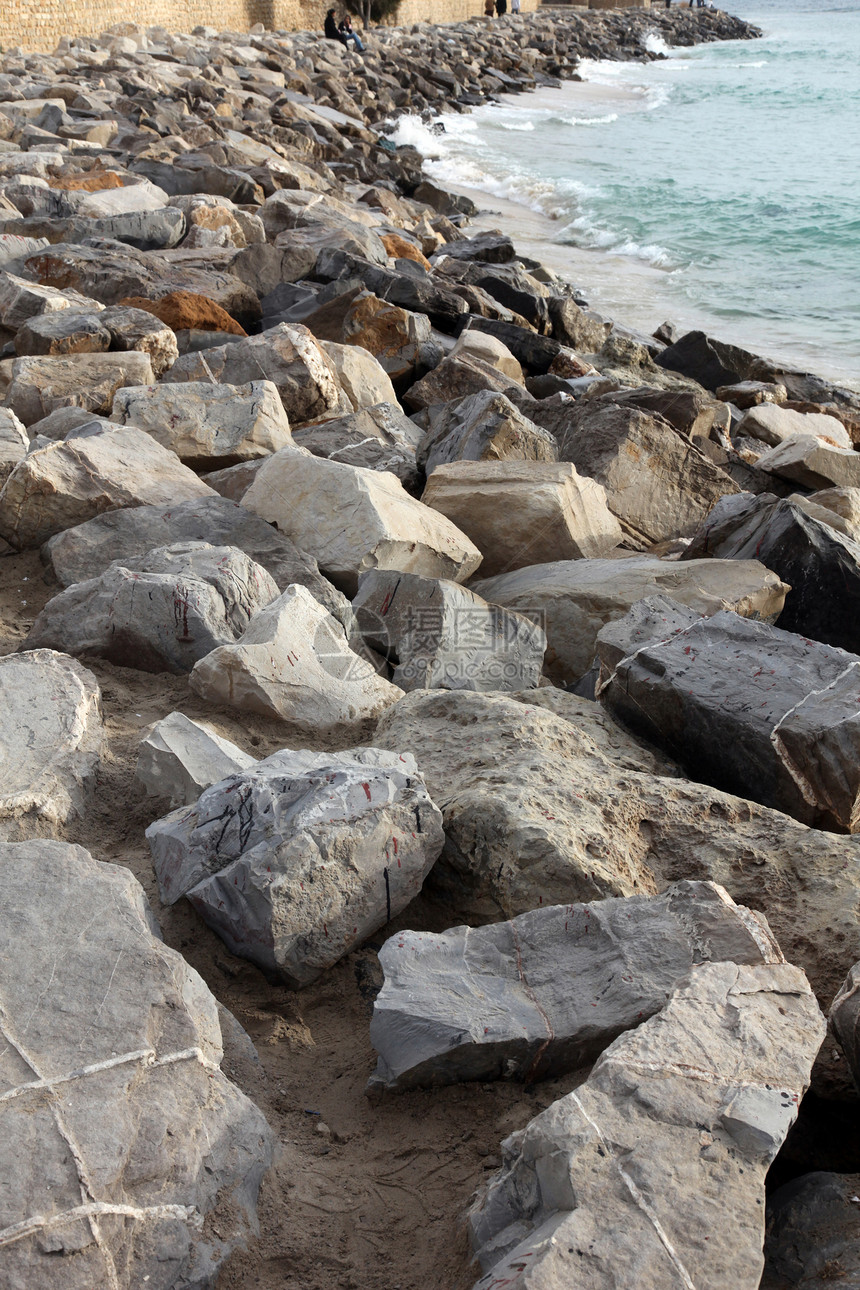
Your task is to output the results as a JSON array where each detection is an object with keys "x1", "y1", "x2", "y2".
[{"x1": 392, "y1": 0, "x2": 860, "y2": 388}]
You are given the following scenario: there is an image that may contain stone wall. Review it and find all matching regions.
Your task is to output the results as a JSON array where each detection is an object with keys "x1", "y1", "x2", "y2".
[{"x1": 3, "y1": 0, "x2": 647, "y2": 54}]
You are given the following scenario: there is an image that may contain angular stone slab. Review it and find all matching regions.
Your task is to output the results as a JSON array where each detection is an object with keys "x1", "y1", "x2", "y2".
[
  {"x1": 111, "y1": 379, "x2": 292, "y2": 468},
  {"x1": 353, "y1": 569, "x2": 546, "y2": 692},
  {"x1": 756, "y1": 433, "x2": 860, "y2": 490},
  {"x1": 162, "y1": 322, "x2": 350, "y2": 427},
  {"x1": 15, "y1": 308, "x2": 112, "y2": 358},
  {"x1": 417, "y1": 390, "x2": 557, "y2": 475},
  {"x1": 146, "y1": 747, "x2": 444, "y2": 988},
  {"x1": 375, "y1": 689, "x2": 860, "y2": 1002},
  {"x1": 292, "y1": 401, "x2": 423, "y2": 488},
  {"x1": 0, "y1": 650, "x2": 102, "y2": 841},
  {"x1": 370, "y1": 880, "x2": 783, "y2": 1091},
  {"x1": 599, "y1": 607, "x2": 860, "y2": 831},
  {"x1": 42, "y1": 494, "x2": 352, "y2": 631},
  {"x1": 683, "y1": 494, "x2": 860, "y2": 654},
  {"x1": 4, "y1": 350, "x2": 155, "y2": 427},
  {"x1": 0, "y1": 406, "x2": 27, "y2": 487},
  {"x1": 0, "y1": 838, "x2": 273, "y2": 1287},
  {"x1": 422, "y1": 461, "x2": 621, "y2": 579},
  {"x1": 0, "y1": 425, "x2": 213, "y2": 549},
  {"x1": 468, "y1": 962, "x2": 825, "y2": 1290},
  {"x1": 242, "y1": 447, "x2": 482, "y2": 596},
  {"x1": 135, "y1": 711, "x2": 257, "y2": 808},
  {"x1": 190, "y1": 583, "x2": 400, "y2": 729},
  {"x1": 473, "y1": 556, "x2": 788, "y2": 686},
  {"x1": 737, "y1": 402, "x2": 851, "y2": 448},
  {"x1": 27, "y1": 542, "x2": 279, "y2": 674}
]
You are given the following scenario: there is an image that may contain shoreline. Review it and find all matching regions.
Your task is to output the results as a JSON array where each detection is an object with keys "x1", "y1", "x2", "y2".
[{"x1": 398, "y1": 51, "x2": 860, "y2": 394}]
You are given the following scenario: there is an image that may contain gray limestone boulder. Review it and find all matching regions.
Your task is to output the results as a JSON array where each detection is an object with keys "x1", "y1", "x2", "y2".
[
  {"x1": 756, "y1": 434, "x2": 860, "y2": 490},
  {"x1": 5, "y1": 350, "x2": 156, "y2": 426},
  {"x1": 0, "y1": 838, "x2": 273, "y2": 1289},
  {"x1": 26, "y1": 542, "x2": 280, "y2": 674},
  {"x1": 353, "y1": 569, "x2": 545, "y2": 692},
  {"x1": 598, "y1": 606, "x2": 860, "y2": 832},
  {"x1": 374, "y1": 689, "x2": 860, "y2": 1003},
  {"x1": 146, "y1": 747, "x2": 444, "y2": 988},
  {"x1": 135, "y1": 712, "x2": 257, "y2": 808},
  {"x1": 161, "y1": 322, "x2": 351, "y2": 427},
  {"x1": 190, "y1": 582, "x2": 400, "y2": 729},
  {"x1": 417, "y1": 390, "x2": 557, "y2": 475},
  {"x1": 242, "y1": 447, "x2": 482, "y2": 596},
  {"x1": 422, "y1": 461, "x2": 622, "y2": 579},
  {"x1": 0, "y1": 424, "x2": 213, "y2": 549},
  {"x1": 0, "y1": 405, "x2": 27, "y2": 486},
  {"x1": 42, "y1": 494, "x2": 353, "y2": 633},
  {"x1": 0, "y1": 269, "x2": 101, "y2": 328},
  {"x1": 369, "y1": 880, "x2": 783, "y2": 1091},
  {"x1": 292, "y1": 401, "x2": 423, "y2": 489},
  {"x1": 473, "y1": 556, "x2": 788, "y2": 686},
  {"x1": 0, "y1": 650, "x2": 102, "y2": 841},
  {"x1": 96, "y1": 304, "x2": 179, "y2": 378},
  {"x1": 14, "y1": 309, "x2": 112, "y2": 358},
  {"x1": 737, "y1": 402, "x2": 851, "y2": 448},
  {"x1": 468, "y1": 961, "x2": 825, "y2": 1290},
  {"x1": 111, "y1": 379, "x2": 292, "y2": 468}
]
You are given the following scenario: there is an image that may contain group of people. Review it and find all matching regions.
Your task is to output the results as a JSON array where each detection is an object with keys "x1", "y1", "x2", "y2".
[
  {"x1": 484, "y1": 0, "x2": 520, "y2": 14},
  {"x1": 324, "y1": 8, "x2": 365, "y2": 51}
]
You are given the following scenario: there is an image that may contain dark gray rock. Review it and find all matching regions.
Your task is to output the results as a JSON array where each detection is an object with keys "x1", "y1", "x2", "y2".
[
  {"x1": 369, "y1": 879, "x2": 783, "y2": 1090},
  {"x1": 293, "y1": 401, "x2": 423, "y2": 488},
  {"x1": 417, "y1": 389, "x2": 557, "y2": 474},
  {"x1": 764, "y1": 1173, "x2": 860, "y2": 1289},
  {"x1": 457, "y1": 316, "x2": 562, "y2": 375},
  {"x1": 431, "y1": 229, "x2": 514, "y2": 264}
]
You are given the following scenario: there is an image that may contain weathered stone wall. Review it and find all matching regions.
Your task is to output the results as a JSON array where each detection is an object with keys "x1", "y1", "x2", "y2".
[{"x1": 3, "y1": 0, "x2": 647, "y2": 53}]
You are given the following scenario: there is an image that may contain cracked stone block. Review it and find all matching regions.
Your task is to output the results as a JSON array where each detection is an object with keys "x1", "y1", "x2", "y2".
[
  {"x1": 0, "y1": 649, "x2": 102, "y2": 841},
  {"x1": 135, "y1": 711, "x2": 256, "y2": 808},
  {"x1": 0, "y1": 838, "x2": 273, "y2": 1289},
  {"x1": 468, "y1": 961, "x2": 825, "y2": 1290},
  {"x1": 146, "y1": 747, "x2": 444, "y2": 988},
  {"x1": 598, "y1": 605, "x2": 860, "y2": 832},
  {"x1": 369, "y1": 879, "x2": 783, "y2": 1090}
]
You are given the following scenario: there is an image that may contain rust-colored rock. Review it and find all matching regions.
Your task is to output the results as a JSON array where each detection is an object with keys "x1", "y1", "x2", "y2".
[
  {"x1": 381, "y1": 234, "x2": 432, "y2": 271},
  {"x1": 47, "y1": 170, "x2": 125, "y2": 193},
  {"x1": 118, "y1": 291, "x2": 247, "y2": 337}
]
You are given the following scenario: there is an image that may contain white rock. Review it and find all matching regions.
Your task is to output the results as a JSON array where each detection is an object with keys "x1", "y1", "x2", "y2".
[
  {"x1": 422, "y1": 461, "x2": 622, "y2": 577},
  {"x1": 469, "y1": 962, "x2": 825, "y2": 1290},
  {"x1": 0, "y1": 424, "x2": 214, "y2": 549},
  {"x1": 111, "y1": 379, "x2": 292, "y2": 466},
  {"x1": 5, "y1": 350, "x2": 155, "y2": 426},
  {"x1": 738, "y1": 402, "x2": 852, "y2": 448},
  {"x1": 318, "y1": 339, "x2": 397, "y2": 409},
  {"x1": 135, "y1": 711, "x2": 256, "y2": 807},
  {"x1": 190, "y1": 582, "x2": 401, "y2": 728},
  {"x1": 449, "y1": 329, "x2": 524, "y2": 383},
  {"x1": 242, "y1": 447, "x2": 482, "y2": 595},
  {"x1": 757, "y1": 434, "x2": 860, "y2": 490},
  {"x1": 0, "y1": 649, "x2": 102, "y2": 840},
  {"x1": 146, "y1": 747, "x2": 445, "y2": 986},
  {"x1": 0, "y1": 405, "x2": 27, "y2": 486}
]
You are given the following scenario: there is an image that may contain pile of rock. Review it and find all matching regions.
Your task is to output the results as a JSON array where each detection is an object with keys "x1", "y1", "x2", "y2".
[{"x1": 1, "y1": 6, "x2": 860, "y2": 1290}]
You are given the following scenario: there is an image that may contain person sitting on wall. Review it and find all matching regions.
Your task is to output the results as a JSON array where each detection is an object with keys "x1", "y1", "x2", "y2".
[
  {"x1": 339, "y1": 14, "x2": 365, "y2": 51},
  {"x1": 325, "y1": 8, "x2": 348, "y2": 44}
]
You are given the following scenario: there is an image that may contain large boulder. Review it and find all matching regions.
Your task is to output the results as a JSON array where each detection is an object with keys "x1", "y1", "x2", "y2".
[
  {"x1": 375, "y1": 689, "x2": 860, "y2": 1002},
  {"x1": 369, "y1": 880, "x2": 783, "y2": 1091},
  {"x1": 353, "y1": 569, "x2": 545, "y2": 692},
  {"x1": 242, "y1": 448, "x2": 482, "y2": 596},
  {"x1": 0, "y1": 650, "x2": 102, "y2": 841},
  {"x1": 302, "y1": 286, "x2": 433, "y2": 386},
  {"x1": 764, "y1": 1172, "x2": 860, "y2": 1289},
  {"x1": 683, "y1": 494, "x2": 860, "y2": 654},
  {"x1": 161, "y1": 323, "x2": 351, "y2": 426},
  {"x1": 0, "y1": 424, "x2": 213, "y2": 549},
  {"x1": 756, "y1": 434, "x2": 860, "y2": 490},
  {"x1": 0, "y1": 838, "x2": 273, "y2": 1288},
  {"x1": 318, "y1": 337, "x2": 398, "y2": 410},
  {"x1": 537, "y1": 400, "x2": 740, "y2": 545},
  {"x1": 111, "y1": 379, "x2": 292, "y2": 468},
  {"x1": 146, "y1": 747, "x2": 444, "y2": 987},
  {"x1": 598, "y1": 605, "x2": 860, "y2": 832},
  {"x1": 737, "y1": 402, "x2": 852, "y2": 448},
  {"x1": 473, "y1": 556, "x2": 788, "y2": 685},
  {"x1": 27, "y1": 542, "x2": 280, "y2": 674},
  {"x1": 402, "y1": 351, "x2": 520, "y2": 413},
  {"x1": 422, "y1": 461, "x2": 621, "y2": 578},
  {"x1": 41, "y1": 492, "x2": 349, "y2": 621},
  {"x1": 135, "y1": 711, "x2": 256, "y2": 808},
  {"x1": 468, "y1": 961, "x2": 825, "y2": 1290},
  {"x1": 292, "y1": 402, "x2": 423, "y2": 488},
  {"x1": 190, "y1": 583, "x2": 400, "y2": 729},
  {"x1": 5, "y1": 350, "x2": 155, "y2": 426},
  {"x1": 0, "y1": 405, "x2": 27, "y2": 486},
  {"x1": 417, "y1": 390, "x2": 557, "y2": 475},
  {"x1": 0, "y1": 269, "x2": 101, "y2": 328}
]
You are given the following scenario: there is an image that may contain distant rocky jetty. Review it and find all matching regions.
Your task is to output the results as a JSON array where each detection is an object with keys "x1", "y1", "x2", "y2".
[{"x1": 3, "y1": 7, "x2": 860, "y2": 1290}]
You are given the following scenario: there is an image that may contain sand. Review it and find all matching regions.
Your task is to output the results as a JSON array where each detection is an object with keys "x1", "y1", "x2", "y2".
[{"x1": 0, "y1": 543, "x2": 579, "y2": 1290}]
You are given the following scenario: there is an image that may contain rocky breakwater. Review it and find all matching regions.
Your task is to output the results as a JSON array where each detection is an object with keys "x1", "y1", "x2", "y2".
[{"x1": 1, "y1": 6, "x2": 860, "y2": 1290}]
